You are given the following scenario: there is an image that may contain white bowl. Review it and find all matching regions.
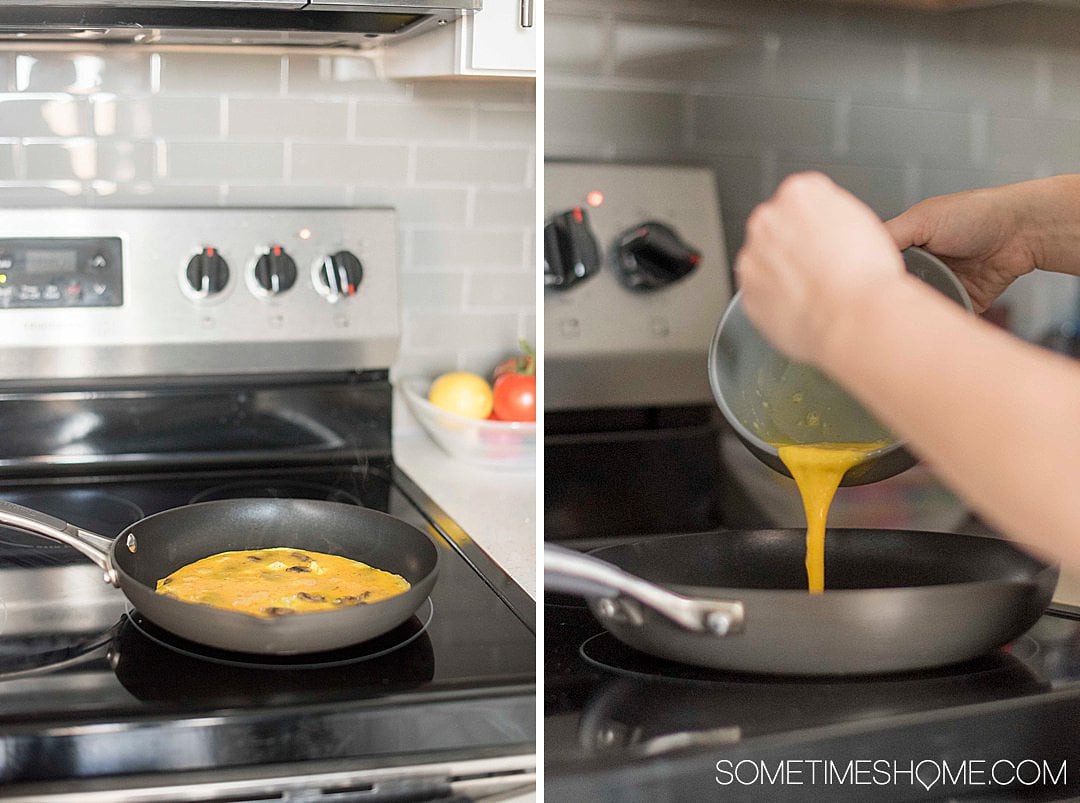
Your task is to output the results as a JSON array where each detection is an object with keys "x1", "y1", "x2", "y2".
[{"x1": 398, "y1": 376, "x2": 536, "y2": 470}]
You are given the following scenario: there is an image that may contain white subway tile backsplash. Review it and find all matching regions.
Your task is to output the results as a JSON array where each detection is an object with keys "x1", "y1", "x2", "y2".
[
  {"x1": 0, "y1": 144, "x2": 15, "y2": 179},
  {"x1": 228, "y1": 98, "x2": 349, "y2": 140},
  {"x1": 414, "y1": 145, "x2": 530, "y2": 185},
  {"x1": 88, "y1": 183, "x2": 223, "y2": 206},
  {"x1": 14, "y1": 52, "x2": 153, "y2": 96},
  {"x1": 222, "y1": 183, "x2": 350, "y2": 207},
  {"x1": 93, "y1": 96, "x2": 221, "y2": 139},
  {"x1": 24, "y1": 140, "x2": 156, "y2": 183},
  {"x1": 0, "y1": 96, "x2": 92, "y2": 137},
  {"x1": 466, "y1": 270, "x2": 536, "y2": 308},
  {"x1": 848, "y1": 104, "x2": 970, "y2": 164},
  {"x1": 404, "y1": 310, "x2": 521, "y2": 352},
  {"x1": 545, "y1": 15, "x2": 608, "y2": 74},
  {"x1": 159, "y1": 53, "x2": 284, "y2": 95},
  {"x1": 918, "y1": 44, "x2": 1038, "y2": 113},
  {"x1": 165, "y1": 141, "x2": 285, "y2": 181},
  {"x1": 987, "y1": 115, "x2": 1080, "y2": 173},
  {"x1": 287, "y1": 55, "x2": 408, "y2": 99},
  {"x1": 693, "y1": 94, "x2": 835, "y2": 154},
  {"x1": 0, "y1": 182, "x2": 84, "y2": 205},
  {"x1": 411, "y1": 229, "x2": 526, "y2": 269},
  {"x1": 291, "y1": 142, "x2": 409, "y2": 183},
  {"x1": 353, "y1": 102, "x2": 472, "y2": 142},
  {"x1": 475, "y1": 108, "x2": 534, "y2": 142},
  {"x1": 546, "y1": 88, "x2": 684, "y2": 156},
  {"x1": 400, "y1": 271, "x2": 466, "y2": 308},
  {"x1": 350, "y1": 186, "x2": 469, "y2": 227},
  {"x1": 473, "y1": 187, "x2": 535, "y2": 228},
  {"x1": 412, "y1": 80, "x2": 535, "y2": 107}
]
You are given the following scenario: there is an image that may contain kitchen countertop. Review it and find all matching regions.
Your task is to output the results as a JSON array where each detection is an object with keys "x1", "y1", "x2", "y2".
[{"x1": 393, "y1": 431, "x2": 536, "y2": 599}]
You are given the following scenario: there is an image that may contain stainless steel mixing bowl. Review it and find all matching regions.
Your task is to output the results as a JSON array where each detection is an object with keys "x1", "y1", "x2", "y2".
[{"x1": 709, "y1": 246, "x2": 974, "y2": 486}]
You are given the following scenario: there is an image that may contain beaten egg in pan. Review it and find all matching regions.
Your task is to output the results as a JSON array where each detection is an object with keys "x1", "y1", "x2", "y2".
[{"x1": 155, "y1": 547, "x2": 411, "y2": 617}]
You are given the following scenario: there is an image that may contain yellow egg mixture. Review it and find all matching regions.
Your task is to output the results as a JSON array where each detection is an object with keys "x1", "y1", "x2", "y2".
[
  {"x1": 776, "y1": 442, "x2": 888, "y2": 593},
  {"x1": 155, "y1": 547, "x2": 411, "y2": 617}
]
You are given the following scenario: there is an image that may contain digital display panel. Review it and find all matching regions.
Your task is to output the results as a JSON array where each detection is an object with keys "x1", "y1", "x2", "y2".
[{"x1": 24, "y1": 249, "x2": 77, "y2": 275}]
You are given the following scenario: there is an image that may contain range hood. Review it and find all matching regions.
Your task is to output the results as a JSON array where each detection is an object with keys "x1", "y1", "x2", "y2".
[{"x1": 0, "y1": 1, "x2": 481, "y2": 48}]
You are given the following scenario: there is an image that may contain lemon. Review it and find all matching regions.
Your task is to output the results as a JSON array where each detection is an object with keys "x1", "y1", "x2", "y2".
[{"x1": 428, "y1": 372, "x2": 494, "y2": 419}]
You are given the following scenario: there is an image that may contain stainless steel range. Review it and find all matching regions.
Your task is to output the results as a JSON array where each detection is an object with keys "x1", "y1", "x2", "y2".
[{"x1": 0, "y1": 208, "x2": 535, "y2": 801}]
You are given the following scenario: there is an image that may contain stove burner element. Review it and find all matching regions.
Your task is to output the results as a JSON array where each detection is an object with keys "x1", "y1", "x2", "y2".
[
  {"x1": 123, "y1": 597, "x2": 434, "y2": 670},
  {"x1": 189, "y1": 480, "x2": 364, "y2": 506},
  {"x1": 0, "y1": 490, "x2": 143, "y2": 550}
]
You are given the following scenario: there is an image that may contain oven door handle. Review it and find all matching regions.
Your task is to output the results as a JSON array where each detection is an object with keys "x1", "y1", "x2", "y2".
[
  {"x1": 544, "y1": 543, "x2": 744, "y2": 635},
  {"x1": 0, "y1": 499, "x2": 118, "y2": 584}
]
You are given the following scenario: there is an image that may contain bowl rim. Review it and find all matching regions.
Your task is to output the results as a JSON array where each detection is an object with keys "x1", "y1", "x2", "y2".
[
  {"x1": 398, "y1": 375, "x2": 537, "y2": 431},
  {"x1": 709, "y1": 246, "x2": 970, "y2": 460}
]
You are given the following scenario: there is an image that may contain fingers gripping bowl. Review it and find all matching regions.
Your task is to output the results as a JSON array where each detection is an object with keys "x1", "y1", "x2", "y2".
[{"x1": 709, "y1": 246, "x2": 975, "y2": 485}]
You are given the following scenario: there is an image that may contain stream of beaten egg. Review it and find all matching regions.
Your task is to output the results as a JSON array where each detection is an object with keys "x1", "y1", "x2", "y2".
[
  {"x1": 155, "y1": 547, "x2": 411, "y2": 617},
  {"x1": 776, "y1": 442, "x2": 888, "y2": 593}
]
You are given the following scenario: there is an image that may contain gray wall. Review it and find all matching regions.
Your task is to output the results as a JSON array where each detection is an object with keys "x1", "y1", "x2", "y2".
[
  {"x1": 546, "y1": 0, "x2": 1080, "y2": 340},
  {"x1": 0, "y1": 48, "x2": 536, "y2": 393}
]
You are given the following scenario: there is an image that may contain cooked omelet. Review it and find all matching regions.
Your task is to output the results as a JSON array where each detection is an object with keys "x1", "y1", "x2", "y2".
[{"x1": 155, "y1": 547, "x2": 411, "y2": 617}]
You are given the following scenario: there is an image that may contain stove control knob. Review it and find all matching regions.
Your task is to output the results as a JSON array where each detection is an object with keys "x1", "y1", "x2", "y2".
[
  {"x1": 612, "y1": 221, "x2": 700, "y2": 291},
  {"x1": 253, "y1": 245, "x2": 297, "y2": 295},
  {"x1": 316, "y1": 250, "x2": 363, "y2": 302},
  {"x1": 185, "y1": 247, "x2": 229, "y2": 296},
  {"x1": 544, "y1": 206, "x2": 600, "y2": 290}
]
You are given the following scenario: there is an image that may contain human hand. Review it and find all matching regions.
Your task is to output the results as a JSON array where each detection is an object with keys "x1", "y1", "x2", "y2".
[
  {"x1": 885, "y1": 184, "x2": 1039, "y2": 312},
  {"x1": 736, "y1": 172, "x2": 906, "y2": 367}
]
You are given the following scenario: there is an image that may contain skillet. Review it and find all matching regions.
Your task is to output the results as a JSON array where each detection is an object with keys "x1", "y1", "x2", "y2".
[
  {"x1": 546, "y1": 529, "x2": 1057, "y2": 675},
  {"x1": 0, "y1": 498, "x2": 440, "y2": 655}
]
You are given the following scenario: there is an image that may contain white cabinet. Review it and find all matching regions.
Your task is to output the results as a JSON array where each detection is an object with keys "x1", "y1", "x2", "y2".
[{"x1": 383, "y1": 0, "x2": 536, "y2": 78}]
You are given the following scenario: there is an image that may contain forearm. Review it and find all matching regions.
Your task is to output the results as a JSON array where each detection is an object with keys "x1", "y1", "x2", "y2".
[
  {"x1": 821, "y1": 276, "x2": 1080, "y2": 565},
  {"x1": 1010, "y1": 175, "x2": 1080, "y2": 276}
]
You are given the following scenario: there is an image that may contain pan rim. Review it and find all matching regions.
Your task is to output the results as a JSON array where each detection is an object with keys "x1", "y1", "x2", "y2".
[{"x1": 586, "y1": 527, "x2": 1058, "y2": 597}]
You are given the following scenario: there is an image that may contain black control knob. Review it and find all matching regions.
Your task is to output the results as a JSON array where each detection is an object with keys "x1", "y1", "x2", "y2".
[
  {"x1": 185, "y1": 247, "x2": 229, "y2": 296},
  {"x1": 254, "y1": 245, "x2": 297, "y2": 295},
  {"x1": 317, "y1": 250, "x2": 364, "y2": 300},
  {"x1": 612, "y1": 221, "x2": 700, "y2": 291},
  {"x1": 544, "y1": 206, "x2": 600, "y2": 290}
]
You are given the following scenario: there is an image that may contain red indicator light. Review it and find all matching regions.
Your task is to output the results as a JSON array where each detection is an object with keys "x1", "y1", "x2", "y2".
[
  {"x1": 586, "y1": 190, "x2": 604, "y2": 208},
  {"x1": 206, "y1": 247, "x2": 215, "y2": 257},
  {"x1": 273, "y1": 245, "x2": 282, "y2": 256},
  {"x1": 572, "y1": 207, "x2": 584, "y2": 223},
  {"x1": 689, "y1": 253, "x2": 700, "y2": 265}
]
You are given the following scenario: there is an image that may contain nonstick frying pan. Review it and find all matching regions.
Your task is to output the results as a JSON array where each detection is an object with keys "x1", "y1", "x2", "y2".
[
  {"x1": 0, "y1": 498, "x2": 440, "y2": 655},
  {"x1": 545, "y1": 529, "x2": 1057, "y2": 675}
]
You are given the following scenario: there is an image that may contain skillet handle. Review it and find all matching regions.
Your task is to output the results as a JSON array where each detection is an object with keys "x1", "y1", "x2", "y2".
[
  {"x1": 0, "y1": 500, "x2": 117, "y2": 584},
  {"x1": 545, "y1": 543, "x2": 745, "y2": 635}
]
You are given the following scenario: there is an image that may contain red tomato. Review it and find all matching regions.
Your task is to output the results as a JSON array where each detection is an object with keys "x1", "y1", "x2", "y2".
[{"x1": 492, "y1": 373, "x2": 536, "y2": 422}]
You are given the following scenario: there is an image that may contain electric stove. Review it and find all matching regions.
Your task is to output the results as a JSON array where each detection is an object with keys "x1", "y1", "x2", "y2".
[
  {"x1": 545, "y1": 547, "x2": 1080, "y2": 801},
  {"x1": 0, "y1": 208, "x2": 535, "y2": 801}
]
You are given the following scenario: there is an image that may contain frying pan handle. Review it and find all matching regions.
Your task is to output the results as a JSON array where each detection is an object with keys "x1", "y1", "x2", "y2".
[
  {"x1": 0, "y1": 500, "x2": 117, "y2": 584},
  {"x1": 545, "y1": 544, "x2": 745, "y2": 635}
]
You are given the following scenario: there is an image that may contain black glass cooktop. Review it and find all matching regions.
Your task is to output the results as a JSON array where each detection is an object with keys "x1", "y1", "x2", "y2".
[
  {"x1": 0, "y1": 462, "x2": 535, "y2": 785},
  {"x1": 546, "y1": 588, "x2": 1080, "y2": 800}
]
